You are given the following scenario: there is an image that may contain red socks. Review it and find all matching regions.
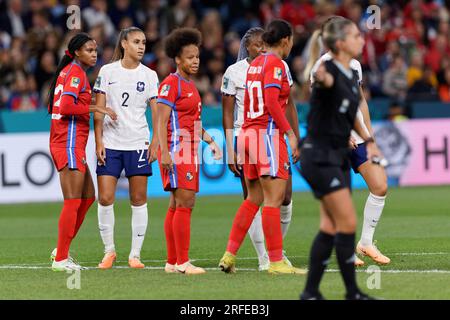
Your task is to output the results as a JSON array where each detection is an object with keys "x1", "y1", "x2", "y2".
[
  {"x1": 226, "y1": 200, "x2": 260, "y2": 255},
  {"x1": 164, "y1": 207, "x2": 177, "y2": 265},
  {"x1": 55, "y1": 199, "x2": 82, "y2": 261},
  {"x1": 172, "y1": 207, "x2": 192, "y2": 265},
  {"x1": 262, "y1": 207, "x2": 283, "y2": 262},
  {"x1": 73, "y1": 197, "x2": 95, "y2": 238}
]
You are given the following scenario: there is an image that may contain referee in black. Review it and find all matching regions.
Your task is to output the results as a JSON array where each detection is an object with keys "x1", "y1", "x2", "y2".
[{"x1": 299, "y1": 17, "x2": 382, "y2": 300}]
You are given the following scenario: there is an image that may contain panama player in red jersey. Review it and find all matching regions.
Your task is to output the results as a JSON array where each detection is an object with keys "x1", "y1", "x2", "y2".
[
  {"x1": 48, "y1": 33, "x2": 117, "y2": 271},
  {"x1": 157, "y1": 28, "x2": 222, "y2": 275},
  {"x1": 219, "y1": 20, "x2": 305, "y2": 274}
]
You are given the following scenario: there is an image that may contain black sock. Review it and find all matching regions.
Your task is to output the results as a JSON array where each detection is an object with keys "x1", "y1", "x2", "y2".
[
  {"x1": 335, "y1": 232, "x2": 359, "y2": 296},
  {"x1": 303, "y1": 231, "x2": 335, "y2": 295}
]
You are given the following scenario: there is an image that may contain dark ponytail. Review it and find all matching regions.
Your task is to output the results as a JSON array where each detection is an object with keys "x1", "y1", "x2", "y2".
[
  {"x1": 262, "y1": 19, "x2": 293, "y2": 46},
  {"x1": 48, "y1": 32, "x2": 93, "y2": 114}
]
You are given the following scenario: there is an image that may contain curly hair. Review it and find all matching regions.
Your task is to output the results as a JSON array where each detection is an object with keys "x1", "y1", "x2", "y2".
[{"x1": 164, "y1": 27, "x2": 202, "y2": 59}]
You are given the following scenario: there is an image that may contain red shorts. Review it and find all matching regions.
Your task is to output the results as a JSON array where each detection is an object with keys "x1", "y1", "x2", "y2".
[
  {"x1": 50, "y1": 146, "x2": 87, "y2": 173},
  {"x1": 158, "y1": 143, "x2": 199, "y2": 193},
  {"x1": 237, "y1": 128, "x2": 290, "y2": 181}
]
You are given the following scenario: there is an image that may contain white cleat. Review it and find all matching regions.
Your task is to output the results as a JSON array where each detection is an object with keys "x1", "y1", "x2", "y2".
[
  {"x1": 51, "y1": 248, "x2": 86, "y2": 270},
  {"x1": 258, "y1": 253, "x2": 270, "y2": 272},
  {"x1": 282, "y1": 250, "x2": 293, "y2": 267},
  {"x1": 52, "y1": 259, "x2": 82, "y2": 272}
]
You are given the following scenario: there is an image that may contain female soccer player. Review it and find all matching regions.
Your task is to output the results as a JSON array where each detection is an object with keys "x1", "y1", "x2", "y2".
[
  {"x1": 157, "y1": 28, "x2": 222, "y2": 275},
  {"x1": 48, "y1": 33, "x2": 117, "y2": 271},
  {"x1": 304, "y1": 16, "x2": 390, "y2": 266},
  {"x1": 93, "y1": 27, "x2": 160, "y2": 269},
  {"x1": 221, "y1": 27, "x2": 300, "y2": 271},
  {"x1": 299, "y1": 17, "x2": 381, "y2": 300},
  {"x1": 219, "y1": 19, "x2": 304, "y2": 274}
]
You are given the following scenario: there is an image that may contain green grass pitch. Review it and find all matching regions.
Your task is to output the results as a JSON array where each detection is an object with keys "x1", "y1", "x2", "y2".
[{"x1": 0, "y1": 186, "x2": 449, "y2": 300}]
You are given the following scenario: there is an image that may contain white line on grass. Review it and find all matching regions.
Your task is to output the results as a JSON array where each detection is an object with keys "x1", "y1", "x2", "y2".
[{"x1": 1, "y1": 265, "x2": 450, "y2": 274}]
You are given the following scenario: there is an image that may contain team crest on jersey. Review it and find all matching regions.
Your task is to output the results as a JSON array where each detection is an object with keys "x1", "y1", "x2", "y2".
[
  {"x1": 70, "y1": 77, "x2": 80, "y2": 88},
  {"x1": 223, "y1": 77, "x2": 229, "y2": 89},
  {"x1": 160, "y1": 84, "x2": 170, "y2": 96},
  {"x1": 95, "y1": 76, "x2": 101, "y2": 88},
  {"x1": 274, "y1": 67, "x2": 282, "y2": 80},
  {"x1": 137, "y1": 81, "x2": 145, "y2": 92},
  {"x1": 186, "y1": 172, "x2": 193, "y2": 181}
]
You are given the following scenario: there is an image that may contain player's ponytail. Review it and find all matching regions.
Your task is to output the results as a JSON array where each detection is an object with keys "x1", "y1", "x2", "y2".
[
  {"x1": 303, "y1": 29, "x2": 322, "y2": 82},
  {"x1": 262, "y1": 19, "x2": 292, "y2": 47},
  {"x1": 111, "y1": 26, "x2": 144, "y2": 62},
  {"x1": 48, "y1": 32, "x2": 93, "y2": 114},
  {"x1": 237, "y1": 27, "x2": 264, "y2": 62}
]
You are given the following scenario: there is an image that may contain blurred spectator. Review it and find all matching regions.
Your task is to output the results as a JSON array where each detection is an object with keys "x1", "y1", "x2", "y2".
[
  {"x1": 82, "y1": 0, "x2": 116, "y2": 41},
  {"x1": 407, "y1": 66, "x2": 439, "y2": 101},
  {"x1": 382, "y1": 55, "x2": 408, "y2": 101},
  {"x1": 0, "y1": 0, "x2": 26, "y2": 38},
  {"x1": 438, "y1": 67, "x2": 450, "y2": 102},
  {"x1": 109, "y1": 0, "x2": 138, "y2": 28},
  {"x1": 387, "y1": 100, "x2": 409, "y2": 122},
  {"x1": 6, "y1": 71, "x2": 39, "y2": 111},
  {"x1": 280, "y1": 0, "x2": 315, "y2": 34}
]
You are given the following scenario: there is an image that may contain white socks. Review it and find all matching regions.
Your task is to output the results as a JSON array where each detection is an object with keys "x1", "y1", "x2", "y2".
[
  {"x1": 98, "y1": 204, "x2": 115, "y2": 253},
  {"x1": 360, "y1": 193, "x2": 386, "y2": 246},
  {"x1": 280, "y1": 200, "x2": 292, "y2": 239},
  {"x1": 248, "y1": 201, "x2": 293, "y2": 264},
  {"x1": 130, "y1": 203, "x2": 148, "y2": 259},
  {"x1": 248, "y1": 209, "x2": 268, "y2": 264}
]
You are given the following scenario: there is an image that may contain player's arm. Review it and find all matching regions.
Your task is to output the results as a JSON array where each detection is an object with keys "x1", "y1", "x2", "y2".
[
  {"x1": 353, "y1": 111, "x2": 382, "y2": 162},
  {"x1": 201, "y1": 127, "x2": 222, "y2": 160},
  {"x1": 358, "y1": 86, "x2": 374, "y2": 137},
  {"x1": 157, "y1": 103, "x2": 173, "y2": 170},
  {"x1": 222, "y1": 94, "x2": 239, "y2": 173},
  {"x1": 148, "y1": 97, "x2": 158, "y2": 163},
  {"x1": 285, "y1": 93, "x2": 300, "y2": 141},
  {"x1": 311, "y1": 61, "x2": 334, "y2": 88},
  {"x1": 94, "y1": 92, "x2": 106, "y2": 165}
]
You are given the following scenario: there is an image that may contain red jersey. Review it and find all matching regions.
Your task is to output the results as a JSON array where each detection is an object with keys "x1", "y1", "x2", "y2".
[
  {"x1": 157, "y1": 73, "x2": 202, "y2": 151},
  {"x1": 242, "y1": 53, "x2": 291, "y2": 133},
  {"x1": 49, "y1": 62, "x2": 91, "y2": 149}
]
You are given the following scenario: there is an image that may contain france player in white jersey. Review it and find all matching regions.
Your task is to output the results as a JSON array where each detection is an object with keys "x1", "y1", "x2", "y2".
[
  {"x1": 305, "y1": 17, "x2": 390, "y2": 266},
  {"x1": 93, "y1": 27, "x2": 159, "y2": 269},
  {"x1": 221, "y1": 27, "x2": 301, "y2": 271}
]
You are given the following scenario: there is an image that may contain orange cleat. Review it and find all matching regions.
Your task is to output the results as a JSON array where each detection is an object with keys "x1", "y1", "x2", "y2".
[
  {"x1": 354, "y1": 255, "x2": 365, "y2": 267},
  {"x1": 128, "y1": 257, "x2": 145, "y2": 269},
  {"x1": 356, "y1": 241, "x2": 391, "y2": 265},
  {"x1": 98, "y1": 252, "x2": 116, "y2": 269},
  {"x1": 176, "y1": 261, "x2": 206, "y2": 275},
  {"x1": 164, "y1": 262, "x2": 177, "y2": 273}
]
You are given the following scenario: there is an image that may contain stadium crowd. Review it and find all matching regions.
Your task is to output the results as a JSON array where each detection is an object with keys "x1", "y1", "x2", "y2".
[{"x1": 1, "y1": 0, "x2": 450, "y2": 114}]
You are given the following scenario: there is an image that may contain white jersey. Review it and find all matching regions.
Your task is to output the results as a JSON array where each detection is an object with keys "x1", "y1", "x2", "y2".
[
  {"x1": 221, "y1": 58, "x2": 293, "y2": 136},
  {"x1": 94, "y1": 60, "x2": 159, "y2": 150},
  {"x1": 310, "y1": 52, "x2": 369, "y2": 144}
]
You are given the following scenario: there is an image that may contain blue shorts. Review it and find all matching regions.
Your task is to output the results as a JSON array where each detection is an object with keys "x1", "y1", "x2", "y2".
[
  {"x1": 96, "y1": 148, "x2": 152, "y2": 178},
  {"x1": 350, "y1": 143, "x2": 368, "y2": 173}
]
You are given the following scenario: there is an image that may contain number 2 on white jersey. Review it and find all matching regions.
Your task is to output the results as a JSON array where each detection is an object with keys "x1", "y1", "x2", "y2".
[{"x1": 247, "y1": 81, "x2": 264, "y2": 119}]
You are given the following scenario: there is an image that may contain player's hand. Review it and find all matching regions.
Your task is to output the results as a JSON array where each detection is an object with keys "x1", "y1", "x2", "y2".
[
  {"x1": 366, "y1": 141, "x2": 382, "y2": 163},
  {"x1": 227, "y1": 151, "x2": 241, "y2": 176},
  {"x1": 209, "y1": 141, "x2": 223, "y2": 161},
  {"x1": 148, "y1": 140, "x2": 159, "y2": 163},
  {"x1": 349, "y1": 136, "x2": 358, "y2": 150},
  {"x1": 161, "y1": 150, "x2": 173, "y2": 171},
  {"x1": 313, "y1": 61, "x2": 327, "y2": 84},
  {"x1": 287, "y1": 131, "x2": 300, "y2": 164},
  {"x1": 104, "y1": 107, "x2": 118, "y2": 120},
  {"x1": 96, "y1": 142, "x2": 106, "y2": 166}
]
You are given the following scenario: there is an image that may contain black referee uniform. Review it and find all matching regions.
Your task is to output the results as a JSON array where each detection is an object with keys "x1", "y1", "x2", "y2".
[{"x1": 300, "y1": 59, "x2": 361, "y2": 198}]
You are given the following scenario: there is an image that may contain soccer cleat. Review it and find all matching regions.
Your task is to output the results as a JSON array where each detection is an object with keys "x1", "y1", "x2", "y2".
[
  {"x1": 128, "y1": 257, "x2": 145, "y2": 269},
  {"x1": 300, "y1": 291, "x2": 326, "y2": 300},
  {"x1": 219, "y1": 251, "x2": 236, "y2": 274},
  {"x1": 282, "y1": 250, "x2": 293, "y2": 267},
  {"x1": 164, "y1": 262, "x2": 177, "y2": 273},
  {"x1": 176, "y1": 261, "x2": 206, "y2": 275},
  {"x1": 356, "y1": 241, "x2": 391, "y2": 265},
  {"x1": 98, "y1": 252, "x2": 116, "y2": 269},
  {"x1": 258, "y1": 253, "x2": 269, "y2": 271},
  {"x1": 268, "y1": 260, "x2": 307, "y2": 275},
  {"x1": 354, "y1": 255, "x2": 365, "y2": 267},
  {"x1": 50, "y1": 248, "x2": 72, "y2": 262},
  {"x1": 52, "y1": 259, "x2": 82, "y2": 272},
  {"x1": 345, "y1": 291, "x2": 377, "y2": 300}
]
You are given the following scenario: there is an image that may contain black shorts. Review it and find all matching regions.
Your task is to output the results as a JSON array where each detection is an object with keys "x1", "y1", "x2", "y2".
[{"x1": 300, "y1": 146, "x2": 351, "y2": 199}]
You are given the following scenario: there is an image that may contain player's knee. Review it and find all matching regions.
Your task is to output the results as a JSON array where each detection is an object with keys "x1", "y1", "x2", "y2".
[
  {"x1": 370, "y1": 181, "x2": 388, "y2": 197},
  {"x1": 98, "y1": 194, "x2": 115, "y2": 206},
  {"x1": 177, "y1": 197, "x2": 195, "y2": 209},
  {"x1": 130, "y1": 194, "x2": 147, "y2": 206}
]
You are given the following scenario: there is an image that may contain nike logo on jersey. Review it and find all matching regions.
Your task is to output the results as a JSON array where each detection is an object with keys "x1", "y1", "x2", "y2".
[
  {"x1": 330, "y1": 178, "x2": 341, "y2": 188},
  {"x1": 138, "y1": 164, "x2": 147, "y2": 168},
  {"x1": 108, "y1": 81, "x2": 117, "y2": 85},
  {"x1": 187, "y1": 92, "x2": 193, "y2": 97}
]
